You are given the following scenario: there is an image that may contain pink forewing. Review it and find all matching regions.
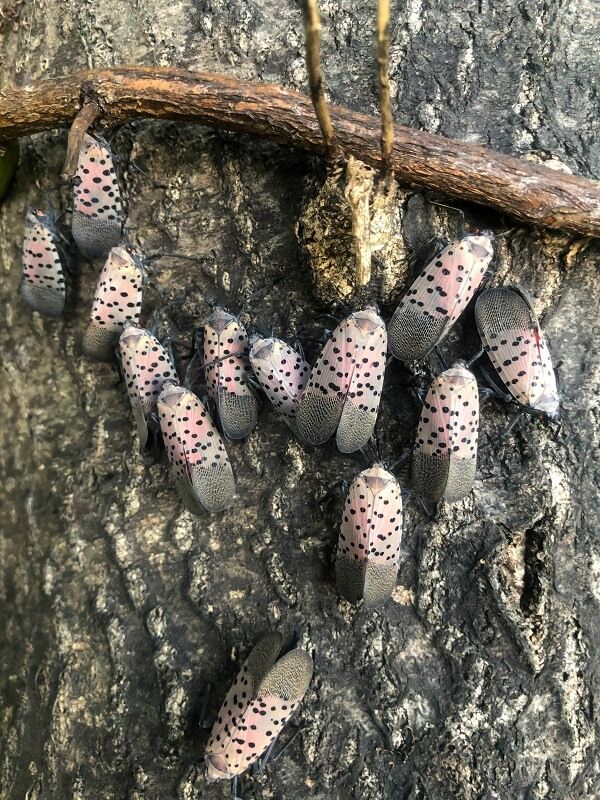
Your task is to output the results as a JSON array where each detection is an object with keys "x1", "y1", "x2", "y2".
[
  {"x1": 21, "y1": 210, "x2": 66, "y2": 317},
  {"x1": 388, "y1": 234, "x2": 494, "y2": 361},
  {"x1": 202, "y1": 308, "x2": 258, "y2": 439},
  {"x1": 249, "y1": 336, "x2": 310, "y2": 426}
]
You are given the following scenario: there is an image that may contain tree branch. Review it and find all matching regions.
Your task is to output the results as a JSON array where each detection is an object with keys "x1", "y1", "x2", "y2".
[{"x1": 0, "y1": 66, "x2": 598, "y2": 238}]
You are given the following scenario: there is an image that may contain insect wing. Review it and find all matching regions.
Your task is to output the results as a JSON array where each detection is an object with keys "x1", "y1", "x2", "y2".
[
  {"x1": 474, "y1": 287, "x2": 559, "y2": 418},
  {"x1": 206, "y1": 635, "x2": 312, "y2": 780},
  {"x1": 388, "y1": 234, "x2": 493, "y2": 362},
  {"x1": 72, "y1": 133, "x2": 123, "y2": 258},
  {"x1": 412, "y1": 363, "x2": 479, "y2": 503},
  {"x1": 157, "y1": 384, "x2": 235, "y2": 513},
  {"x1": 296, "y1": 307, "x2": 386, "y2": 448},
  {"x1": 119, "y1": 324, "x2": 178, "y2": 448},
  {"x1": 203, "y1": 308, "x2": 258, "y2": 439},
  {"x1": 335, "y1": 309, "x2": 387, "y2": 453},
  {"x1": 249, "y1": 337, "x2": 310, "y2": 427},
  {"x1": 336, "y1": 466, "x2": 403, "y2": 607},
  {"x1": 82, "y1": 246, "x2": 144, "y2": 361},
  {"x1": 21, "y1": 210, "x2": 66, "y2": 318}
]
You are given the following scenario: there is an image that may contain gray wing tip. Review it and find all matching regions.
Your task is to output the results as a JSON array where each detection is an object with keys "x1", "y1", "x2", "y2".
[
  {"x1": 21, "y1": 283, "x2": 65, "y2": 318},
  {"x1": 362, "y1": 562, "x2": 398, "y2": 608},
  {"x1": 72, "y1": 211, "x2": 123, "y2": 259},
  {"x1": 336, "y1": 556, "x2": 366, "y2": 604},
  {"x1": 296, "y1": 391, "x2": 341, "y2": 446},
  {"x1": 82, "y1": 322, "x2": 118, "y2": 361},
  {"x1": 259, "y1": 648, "x2": 314, "y2": 700},
  {"x1": 388, "y1": 306, "x2": 446, "y2": 362},
  {"x1": 335, "y1": 407, "x2": 376, "y2": 454},
  {"x1": 219, "y1": 394, "x2": 259, "y2": 440},
  {"x1": 246, "y1": 632, "x2": 284, "y2": 688},
  {"x1": 191, "y1": 463, "x2": 236, "y2": 513}
]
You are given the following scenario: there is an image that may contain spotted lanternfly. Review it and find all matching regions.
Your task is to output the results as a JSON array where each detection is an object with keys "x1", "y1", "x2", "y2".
[
  {"x1": 205, "y1": 632, "x2": 313, "y2": 782},
  {"x1": 412, "y1": 362, "x2": 479, "y2": 504},
  {"x1": 119, "y1": 323, "x2": 179, "y2": 449},
  {"x1": 82, "y1": 246, "x2": 144, "y2": 361},
  {"x1": 203, "y1": 308, "x2": 259, "y2": 440},
  {"x1": 20, "y1": 209, "x2": 66, "y2": 318},
  {"x1": 388, "y1": 234, "x2": 494, "y2": 362},
  {"x1": 295, "y1": 306, "x2": 387, "y2": 453},
  {"x1": 474, "y1": 286, "x2": 559, "y2": 419},
  {"x1": 157, "y1": 382, "x2": 235, "y2": 513},
  {"x1": 335, "y1": 465, "x2": 403, "y2": 607},
  {"x1": 72, "y1": 133, "x2": 123, "y2": 259},
  {"x1": 248, "y1": 335, "x2": 310, "y2": 431}
]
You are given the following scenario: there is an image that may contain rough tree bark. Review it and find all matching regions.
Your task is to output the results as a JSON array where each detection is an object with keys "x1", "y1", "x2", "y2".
[{"x1": 1, "y1": 2, "x2": 599, "y2": 800}]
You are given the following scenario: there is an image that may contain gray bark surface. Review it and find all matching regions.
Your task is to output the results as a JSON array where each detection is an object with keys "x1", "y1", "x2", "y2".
[{"x1": 1, "y1": 2, "x2": 599, "y2": 799}]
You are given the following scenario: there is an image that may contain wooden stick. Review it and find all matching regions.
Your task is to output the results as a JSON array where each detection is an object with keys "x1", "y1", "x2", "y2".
[
  {"x1": 377, "y1": 0, "x2": 394, "y2": 174},
  {"x1": 0, "y1": 66, "x2": 598, "y2": 238},
  {"x1": 303, "y1": 0, "x2": 336, "y2": 154},
  {"x1": 61, "y1": 99, "x2": 101, "y2": 180}
]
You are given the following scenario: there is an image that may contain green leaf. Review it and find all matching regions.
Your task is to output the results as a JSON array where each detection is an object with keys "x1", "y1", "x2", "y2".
[{"x1": 0, "y1": 140, "x2": 19, "y2": 202}]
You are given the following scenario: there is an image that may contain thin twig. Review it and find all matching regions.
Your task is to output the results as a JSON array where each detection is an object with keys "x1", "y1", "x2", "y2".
[
  {"x1": 377, "y1": 0, "x2": 394, "y2": 175},
  {"x1": 0, "y1": 67, "x2": 598, "y2": 238},
  {"x1": 303, "y1": 0, "x2": 336, "y2": 154}
]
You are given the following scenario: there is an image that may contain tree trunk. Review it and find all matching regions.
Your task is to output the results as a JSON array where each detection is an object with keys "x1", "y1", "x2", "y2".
[{"x1": 1, "y1": 2, "x2": 599, "y2": 799}]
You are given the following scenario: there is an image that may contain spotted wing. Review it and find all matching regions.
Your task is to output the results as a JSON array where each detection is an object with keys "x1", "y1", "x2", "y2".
[
  {"x1": 72, "y1": 133, "x2": 123, "y2": 258},
  {"x1": 388, "y1": 234, "x2": 493, "y2": 362},
  {"x1": 203, "y1": 309, "x2": 258, "y2": 439},
  {"x1": 119, "y1": 325, "x2": 178, "y2": 448},
  {"x1": 206, "y1": 632, "x2": 283, "y2": 779},
  {"x1": 336, "y1": 466, "x2": 403, "y2": 607},
  {"x1": 206, "y1": 636, "x2": 312, "y2": 780},
  {"x1": 475, "y1": 287, "x2": 559, "y2": 418},
  {"x1": 157, "y1": 384, "x2": 234, "y2": 513},
  {"x1": 335, "y1": 309, "x2": 387, "y2": 453},
  {"x1": 82, "y1": 247, "x2": 144, "y2": 361},
  {"x1": 21, "y1": 210, "x2": 66, "y2": 318},
  {"x1": 412, "y1": 364, "x2": 479, "y2": 503},
  {"x1": 249, "y1": 337, "x2": 310, "y2": 427},
  {"x1": 296, "y1": 308, "x2": 380, "y2": 447}
]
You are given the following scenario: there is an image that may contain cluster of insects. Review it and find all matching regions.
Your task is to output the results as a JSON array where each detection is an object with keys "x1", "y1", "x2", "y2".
[{"x1": 18, "y1": 130, "x2": 559, "y2": 789}]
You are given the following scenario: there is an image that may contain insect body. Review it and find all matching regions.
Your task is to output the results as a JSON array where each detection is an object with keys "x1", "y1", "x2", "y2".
[
  {"x1": 205, "y1": 632, "x2": 313, "y2": 782},
  {"x1": 388, "y1": 234, "x2": 494, "y2": 362},
  {"x1": 119, "y1": 323, "x2": 178, "y2": 449},
  {"x1": 474, "y1": 286, "x2": 559, "y2": 419},
  {"x1": 249, "y1": 335, "x2": 309, "y2": 431},
  {"x1": 203, "y1": 308, "x2": 259, "y2": 440},
  {"x1": 157, "y1": 382, "x2": 235, "y2": 513},
  {"x1": 20, "y1": 209, "x2": 66, "y2": 318},
  {"x1": 71, "y1": 133, "x2": 123, "y2": 259},
  {"x1": 295, "y1": 306, "x2": 387, "y2": 453},
  {"x1": 412, "y1": 362, "x2": 479, "y2": 504},
  {"x1": 82, "y1": 246, "x2": 144, "y2": 361},
  {"x1": 335, "y1": 465, "x2": 403, "y2": 607}
]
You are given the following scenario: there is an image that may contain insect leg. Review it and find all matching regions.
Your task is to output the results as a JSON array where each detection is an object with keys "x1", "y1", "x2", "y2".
[
  {"x1": 197, "y1": 682, "x2": 213, "y2": 730},
  {"x1": 466, "y1": 348, "x2": 485, "y2": 369},
  {"x1": 480, "y1": 410, "x2": 524, "y2": 452},
  {"x1": 271, "y1": 727, "x2": 303, "y2": 764},
  {"x1": 433, "y1": 346, "x2": 448, "y2": 369}
]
